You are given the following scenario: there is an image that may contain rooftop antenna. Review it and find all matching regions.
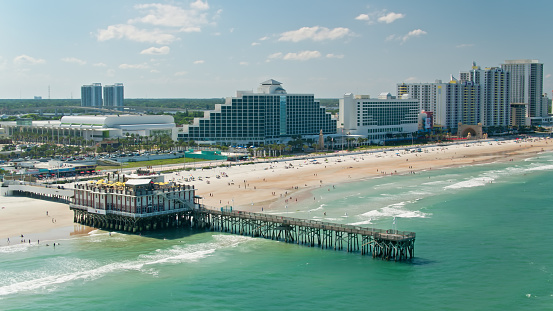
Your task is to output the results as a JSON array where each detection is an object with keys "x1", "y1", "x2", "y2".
[{"x1": 48, "y1": 85, "x2": 51, "y2": 99}]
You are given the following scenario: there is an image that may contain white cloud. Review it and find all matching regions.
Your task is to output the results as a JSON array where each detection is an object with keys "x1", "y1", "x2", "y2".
[
  {"x1": 119, "y1": 63, "x2": 149, "y2": 69},
  {"x1": 284, "y1": 51, "x2": 321, "y2": 61},
  {"x1": 140, "y1": 46, "x2": 170, "y2": 55},
  {"x1": 268, "y1": 52, "x2": 283, "y2": 60},
  {"x1": 239, "y1": 61, "x2": 248, "y2": 66},
  {"x1": 61, "y1": 57, "x2": 86, "y2": 65},
  {"x1": 251, "y1": 42, "x2": 260, "y2": 46},
  {"x1": 326, "y1": 53, "x2": 344, "y2": 59},
  {"x1": 190, "y1": 0, "x2": 209, "y2": 10},
  {"x1": 97, "y1": 2, "x2": 216, "y2": 44},
  {"x1": 405, "y1": 76, "x2": 417, "y2": 82},
  {"x1": 259, "y1": 36, "x2": 270, "y2": 41},
  {"x1": 131, "y1": 3, "x2": 210, "y2": 32},
  {"x1": 150, "y1": 69, "x2": 160, "y2": 73},
  {"x1": 268, "y1": 50, "x2": 322, "y2": 61},
  {"x1": 546, "y1": 74, "x2": 552, "y2": 78},
  {"x1": 13, "y1": 54, "x2": 45, "y2": 65},
  {"x1": 106, "y1": 69, "x2": 116, "y2": 77},
  {"x1": 193, "y1": 60, "x2": 204, "y2": 64},
  {"x1": 377, "y1": 12, "x2": 405, "y2": 24},
  {"x1": 93, "y1": 62, "x2": 107, "y2": 67},
  {"x1": 174, "y1": 71, "x2": 187, "y2": 76},
  {"x1": 356, "y1": 10, "x2": 405, "y2": 25},
  {"x1": 456, "y1": 43, "x2": 474, "y2": 48},
  {"x1": 278, "y1": 26, "x2": 351, "y2": 42},
  {"x1": 387, "y1": 29, "x2": 427, "y2": 43},
  {"x1": 97, "y1": 24, "x2": 176, "y2": 44}
]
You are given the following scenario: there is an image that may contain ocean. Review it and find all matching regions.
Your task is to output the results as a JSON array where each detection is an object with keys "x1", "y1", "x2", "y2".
[{"x1": 2, "y1": 152, "x2": 553, "y2": 310}]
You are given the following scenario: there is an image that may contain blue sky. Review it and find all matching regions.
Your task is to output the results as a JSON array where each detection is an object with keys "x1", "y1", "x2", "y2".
[{"x1": 1, "y1": 0, "x2": 552, "y2": 99}]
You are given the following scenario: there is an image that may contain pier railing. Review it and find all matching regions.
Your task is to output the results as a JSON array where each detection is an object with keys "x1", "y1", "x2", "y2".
[{"x1": 204, "y1": 207, "x2": 416, "y2": 241}]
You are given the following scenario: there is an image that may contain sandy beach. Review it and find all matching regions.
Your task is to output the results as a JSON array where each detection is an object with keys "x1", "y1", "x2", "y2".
[
  {"x1": 1, "y1": 137, "x2": 552, "y2": 243},
  {"x1": 174, "y1": 138, "x2": 553, "y2": 211}
]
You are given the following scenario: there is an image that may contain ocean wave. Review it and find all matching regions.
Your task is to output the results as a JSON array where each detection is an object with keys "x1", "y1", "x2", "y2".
[
  {"x1": 0, "y1": 243, "x2": 34, "y2": 254},
  {"x1": 444, "y1": 176, "x2": 494, "y2": 189},
  {"x1": 358, "y1": 201, "x2": 430, "y2": 221},
  {"x1": 525, "y1": 164, "x2": 553, "y2": 172},
  {"x1": 0, "y1": 234, "x2": 253, "y2": 296}
]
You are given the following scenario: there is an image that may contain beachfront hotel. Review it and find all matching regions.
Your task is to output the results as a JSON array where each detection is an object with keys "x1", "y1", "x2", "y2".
[
  {"x1": 501, "y1": 60, "x2": 545, "y2": 119},
  {"x1": 177, "y1": 79, "x2": 337, "y2": 145},
  {"x1": 398, "y1": 62, "x2": 512, "y2": 129},
  {"x1": 339, "y1": 92, "x2": 419, "y2": 143}
]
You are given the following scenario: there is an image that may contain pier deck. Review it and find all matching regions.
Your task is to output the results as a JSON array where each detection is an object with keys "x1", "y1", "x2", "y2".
[{"x1": 196, "y1": 208, "x2": 415, "y2": 261}]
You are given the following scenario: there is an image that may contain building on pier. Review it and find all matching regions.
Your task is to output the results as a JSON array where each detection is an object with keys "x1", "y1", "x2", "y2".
[{"x1": 70, "y1": 174, "x2": 200, "y2": 232}]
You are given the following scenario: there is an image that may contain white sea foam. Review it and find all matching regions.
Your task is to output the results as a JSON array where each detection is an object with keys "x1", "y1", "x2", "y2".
[
  {"x1": 357, "y1": 201, "x2": 430, "y2": 222},
  {"x1": 0, "y1": 243, "x2": 33, "y2": 254},
  {"x1": 308, "y1": 206, "x2": 324, "y2": 213},
  {"x1": 444, "y1": 176, "x2": 494, "y2": 190},
  {"x1": 525, "y1": 164, "x2": 553, "y2": 172},
  {"x1": 0, "y1": 234, "x2": 253, "y2": 296}
]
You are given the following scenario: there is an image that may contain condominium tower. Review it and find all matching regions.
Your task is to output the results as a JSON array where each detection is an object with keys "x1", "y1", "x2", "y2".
[
  {"x1": 103, "y1": 83, "x2": 125, "y2": 110},
  {"x1": 81, "y1": 83, "x2": 102, "y2": 107},
  {"x1": 501, "y1": 59, "x2": 545, "y2": 118},
  {"x1": 178, "y1": 79, "x2": 337, "y2": 145},
  {"x1": 398, "y1": 62, "x2": 510, "y2": 129}
]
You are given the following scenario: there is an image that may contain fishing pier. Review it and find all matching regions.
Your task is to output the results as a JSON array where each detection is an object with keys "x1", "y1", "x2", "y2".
[
  {"x1": 4, "y1": 173, "x2": 416, "y2": 261},
  {"x1": 195, "y1": 208, "x2": 416, "y2": 261}
]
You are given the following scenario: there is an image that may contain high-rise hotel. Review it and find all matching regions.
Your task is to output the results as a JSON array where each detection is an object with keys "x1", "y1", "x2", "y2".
[
  {"x1": 501, "y1": 60, "x2": 545, "y2": 119},
  {"x1": 178, "y1": 79, "x2": 337, "y2": 145}
]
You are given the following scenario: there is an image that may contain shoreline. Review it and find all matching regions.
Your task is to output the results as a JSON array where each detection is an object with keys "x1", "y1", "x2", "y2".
[
  {"x1": 2, "y1": 137, "x2": 552, "y2": 243},
  {"x1": 185, "y1": 138, "x2": 553, "y2": 212}
]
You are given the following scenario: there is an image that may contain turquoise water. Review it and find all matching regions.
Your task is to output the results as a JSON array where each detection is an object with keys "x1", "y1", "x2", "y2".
[{"x1": 2, "y1": 153, "x2": 553, "y2": 310}]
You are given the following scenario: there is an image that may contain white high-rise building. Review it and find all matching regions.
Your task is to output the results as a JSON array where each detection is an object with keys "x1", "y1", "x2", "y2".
[
  {"x1": 501, "y1": 59, "x2": 545, "y2": 118},
  {"x1": 460, "y1": 63, "x2": 510, "y2": 127},
  {"x1": 81, "y1": 83, "x2": 102, "y2": 107},
  {"x1": 399, "y1": 62, "x2": 511, "y2": 129},
  {"x1": 339, "y1": 92, "x2": 419, "y2": 143}
]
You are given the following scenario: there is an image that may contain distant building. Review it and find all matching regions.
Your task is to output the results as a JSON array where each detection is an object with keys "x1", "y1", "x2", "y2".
[
  {"x1": 81, "y1": 83, "x2": 103, "y2": 107},
  {"x1": 1, "y1": 114, "x2": 177, "y2": 143},
  {"x1": 501, "y1": 60, "x2": 546, "y2": 119},
  {"x1": 178, "y1": 79, "x2": 337, "y2": 145},
  {"x1": 339, "y1": 93, "x2": 419, "y2": 144},
  {"x1": 34, "y1": 96, "x2": 42, "y2": 100},
  {"x1": 103, "y1": 83, "x2": 124, "y2": 110}
]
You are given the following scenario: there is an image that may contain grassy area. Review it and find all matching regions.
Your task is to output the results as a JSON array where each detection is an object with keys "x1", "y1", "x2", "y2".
[{"x1": 96, "y1": 157, "x2": 208, "y2": 171}]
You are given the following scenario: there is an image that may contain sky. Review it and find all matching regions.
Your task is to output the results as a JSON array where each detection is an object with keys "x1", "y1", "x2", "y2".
[{"x1": 1, "y1": 0, "x2": 552, "y2": 99}]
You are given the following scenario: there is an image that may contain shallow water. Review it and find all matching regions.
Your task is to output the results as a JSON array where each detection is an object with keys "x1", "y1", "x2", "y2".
[{"x1": 2, "y1": 153, "x2": 553, "y2": 310}]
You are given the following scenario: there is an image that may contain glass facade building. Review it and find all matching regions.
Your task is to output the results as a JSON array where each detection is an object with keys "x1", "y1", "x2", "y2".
[
  {"x1": 81, "y1": 83, "x2": 102, "y2": 107},
  {"x1": 103, "y1": 83, "x2": 124, "y2": 110},
  {"x1": 178, "y1": 80, "x2": 336, "y2": 145}
]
